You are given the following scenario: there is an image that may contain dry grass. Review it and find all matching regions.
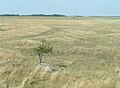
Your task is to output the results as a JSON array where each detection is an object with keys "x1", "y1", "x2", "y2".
[{"x1": 0, "y1": 16, "x2": 120, "y2": 88}]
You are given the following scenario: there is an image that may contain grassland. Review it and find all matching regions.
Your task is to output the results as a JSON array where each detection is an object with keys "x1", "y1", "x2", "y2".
[{"x1": 0, "y1": 16, "x2": 120, "y2": 88}]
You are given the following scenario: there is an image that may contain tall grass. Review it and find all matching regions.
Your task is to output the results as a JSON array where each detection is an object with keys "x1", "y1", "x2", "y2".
[{"x1": 0, "y1": 16, "x2": 120, "y2": 88}]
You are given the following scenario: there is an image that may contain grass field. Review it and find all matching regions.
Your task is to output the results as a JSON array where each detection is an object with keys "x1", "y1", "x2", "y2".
[{"x1": 0, "y1": 16, "x2": 120, "y2": 88}]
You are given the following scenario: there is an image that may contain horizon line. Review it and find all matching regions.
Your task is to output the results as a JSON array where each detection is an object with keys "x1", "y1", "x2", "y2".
[{"x1": 0, "y1": 14, "x2": 120, "y2": 17}]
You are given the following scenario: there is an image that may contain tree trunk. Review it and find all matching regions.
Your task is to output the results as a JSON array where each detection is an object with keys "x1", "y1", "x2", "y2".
[{"x1": 38, "y1": 54, "x2": 43, "y2": 64}]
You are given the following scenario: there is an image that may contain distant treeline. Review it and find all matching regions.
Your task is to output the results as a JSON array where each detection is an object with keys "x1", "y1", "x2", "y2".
[
  {"x1": 0, "y1": 14, "x2": 66, "y2": 17},
  {"x1": 0, "y1": 14, "x2": 120, "y2": 17},
  {"x1": 87, "y1": 16, "x2": 120, "y2": 17},
  {"x1": 0, "y1": 14, "x2": 20, "y2": 16}
]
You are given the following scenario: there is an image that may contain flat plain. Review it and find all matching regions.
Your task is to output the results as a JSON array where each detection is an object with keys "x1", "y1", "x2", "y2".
[{"x1": 0, "y1": 16, "x2": 120, "y2": 88}]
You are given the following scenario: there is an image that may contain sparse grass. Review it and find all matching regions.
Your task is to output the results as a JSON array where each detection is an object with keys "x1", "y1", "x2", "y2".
[{"x1": 0, "y1": 16, "x2": 120, "y2": 88}]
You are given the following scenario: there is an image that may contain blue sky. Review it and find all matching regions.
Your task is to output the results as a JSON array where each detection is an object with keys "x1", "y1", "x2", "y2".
[{"x1": 0, "y1": 0, "x2": 120, "y2": 16}]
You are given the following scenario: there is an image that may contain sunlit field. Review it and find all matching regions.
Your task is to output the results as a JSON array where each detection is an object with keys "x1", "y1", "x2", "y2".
[{"x1": 0, "y1": 16, "x2": 120, "y2": 88}]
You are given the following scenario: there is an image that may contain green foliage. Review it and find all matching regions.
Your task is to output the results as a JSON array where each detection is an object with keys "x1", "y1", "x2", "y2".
[
  {"x1": 33, "y1": 42, "x2": 53, "y2": 63},
  {"x1": 33, "y1": 43, "x2": 53, "y2": 54}
]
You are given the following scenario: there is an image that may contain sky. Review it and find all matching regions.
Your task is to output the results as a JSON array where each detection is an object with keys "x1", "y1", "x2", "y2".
[{"x1": 0, "y1": 0, "x2": 120, "y2": 16}]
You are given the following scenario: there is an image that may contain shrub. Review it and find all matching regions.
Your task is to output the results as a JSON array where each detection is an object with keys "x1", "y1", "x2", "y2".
[{"x1": 33, "y1": 42, "x2": 53, "y2": 64}]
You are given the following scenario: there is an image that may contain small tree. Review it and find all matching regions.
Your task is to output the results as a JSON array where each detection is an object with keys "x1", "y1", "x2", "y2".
[{"x1": 33, "y1": 42, "x2": 53, "y2": 64}]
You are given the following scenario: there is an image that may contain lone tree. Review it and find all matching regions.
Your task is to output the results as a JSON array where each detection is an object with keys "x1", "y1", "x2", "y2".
[{"x1": 33, "y1": 42, "x2": 53, "y2": 64}]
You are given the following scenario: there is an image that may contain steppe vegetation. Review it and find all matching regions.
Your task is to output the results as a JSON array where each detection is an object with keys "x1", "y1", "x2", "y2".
[{"x1": 0, "y1": 16, "x2": 120, "y2": 88}]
